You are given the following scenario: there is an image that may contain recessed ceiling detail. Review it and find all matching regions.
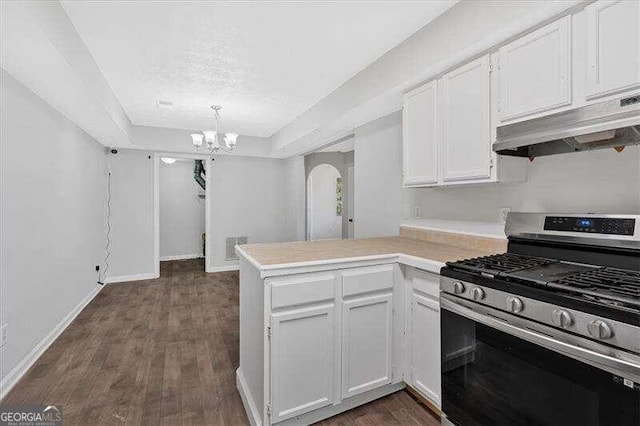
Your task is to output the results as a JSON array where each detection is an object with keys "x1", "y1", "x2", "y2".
[{"x1": 62, "y1": 1, "x2": 457, "y2": 137}]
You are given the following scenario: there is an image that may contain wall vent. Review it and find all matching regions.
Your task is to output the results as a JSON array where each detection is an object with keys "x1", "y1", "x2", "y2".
[{"x1": 226, "y1": 236, "x2": 248, "y2": 260}]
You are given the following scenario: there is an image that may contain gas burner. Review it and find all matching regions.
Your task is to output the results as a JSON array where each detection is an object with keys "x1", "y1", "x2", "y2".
[
  {"x1": 445, "y1": 252, "x2": 640, "y2": 315},
  {"x1": 551, "y1": 267, "x2": 640, "y2": 309},
  {"x1": 446, "y1": 253, "x2": 556, "y2": 277}
]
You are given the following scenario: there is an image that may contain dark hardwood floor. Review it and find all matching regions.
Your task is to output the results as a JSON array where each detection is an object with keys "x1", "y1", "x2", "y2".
[{"x1": 2, "y1": 259, "x2": 439, "y2": 425}]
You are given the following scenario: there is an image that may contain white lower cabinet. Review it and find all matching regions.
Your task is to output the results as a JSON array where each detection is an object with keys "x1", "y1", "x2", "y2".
[
  {"x1": 261, "y1": 263, "x2": 443, "y2": 424},
  {"x1": 267, "y1": 265, "x2": 397, "y2": 424},
  {"x1": 342, "y1": 292, "x2": 393, "y2": 398},
  {"x1": 270, "y1": 303, "x2": 337, "y2": 423},
  {"x1": 407, "y1": 267, "x2": 442, "y2": 406},
  {"x1": 410, "y1": 293, "x2": 441, "y2": 405}
]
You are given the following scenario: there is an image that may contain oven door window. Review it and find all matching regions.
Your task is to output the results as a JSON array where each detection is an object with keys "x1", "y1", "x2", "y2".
[{"x1": 441, "y1": 308, "x2": 640, "y2": 426}]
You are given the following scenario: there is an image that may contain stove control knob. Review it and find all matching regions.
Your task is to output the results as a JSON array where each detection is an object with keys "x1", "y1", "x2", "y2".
[
  {"x1": 506, "y1": 296, "x2": 524, "y2": 313},
  {"x1": 471, "y1": 287, "x2": 485, "y2": 301},
  {"x1": 588, "y1": 320, "x2": 613, "y2": 340},
  {"x1": 551, "y1": 309, "x2": 573, "y2": 328},
  {"x1": 452, "y1": 281, "x2": 466, "y2": 294}
]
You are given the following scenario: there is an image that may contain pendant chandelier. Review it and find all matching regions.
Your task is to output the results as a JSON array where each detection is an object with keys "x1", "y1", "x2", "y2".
[{"x1": 191, "y1": 105, "x2": 238, "y2": 154}]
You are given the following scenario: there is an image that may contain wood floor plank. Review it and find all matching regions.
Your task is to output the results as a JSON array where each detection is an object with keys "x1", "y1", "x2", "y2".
[{"x1": 2, "y1": 259, "x2": 438, "y2": 425}]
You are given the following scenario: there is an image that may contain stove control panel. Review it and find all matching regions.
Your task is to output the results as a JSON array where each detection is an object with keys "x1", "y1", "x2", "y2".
[
  {"x1": 544, "y1": 216, "x2": 635, "y2": 236},
  {"x1": 440, "y1": 276, "x2": 640, "y2": 354}
]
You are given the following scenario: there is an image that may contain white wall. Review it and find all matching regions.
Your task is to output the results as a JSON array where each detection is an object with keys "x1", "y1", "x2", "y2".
[
  {"x1": 284, "y1": 155, "x2": 306, "y2": 242},
  {"x1": 106, "y1": 151, "x2": 295, "y2": 275},
  {"x1": 159, "y1": 160, "x2": 205, "y2": 260},
  {"x1": 405, "y1": 146, "x2": 640, "y2": 223},
  {"x1": 108, "y1": 149, "x2": 155, "y2": 279},
  {"x1": 354, "y1": 112, "x2": 404, "y2": 238},
  {"x1": 208, "y1": 155, "x2": 290, "y2": 269},
  {"x1": 308, "y1": 164, "x2": 342, "y2": 240},
  {"x1": 352, "y1": 110, "x2": 639, "y2": 234},
  {"x1": 0, "y1": 69, "x2": 106, "y2": 387}
]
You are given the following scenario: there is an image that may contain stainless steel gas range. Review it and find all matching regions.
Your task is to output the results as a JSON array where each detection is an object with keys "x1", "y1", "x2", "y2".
[{"x1": 439, "y1": 213, "x2": 640, "y2": 426}]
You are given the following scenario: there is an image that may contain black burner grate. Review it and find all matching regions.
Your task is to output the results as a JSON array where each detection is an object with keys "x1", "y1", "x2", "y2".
[
  {"x1": 446, "y1": 253, "x2": 640, "y2": 311},
  {"x1": 551, "y1": 268, "x2": 640, "y2": 307},
  {"x1": 446, "y1": 253, "x2": 556, "y2": 277}
]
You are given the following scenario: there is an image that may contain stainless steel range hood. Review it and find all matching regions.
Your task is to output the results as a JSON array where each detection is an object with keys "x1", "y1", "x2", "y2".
[{"x1": 494, "y1": 94, "x2": 640, "y2": 158}]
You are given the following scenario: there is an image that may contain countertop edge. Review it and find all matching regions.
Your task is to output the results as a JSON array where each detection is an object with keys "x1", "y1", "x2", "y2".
[{"x1": 236, "y1": 248, "x2": 446, "y2": 278}]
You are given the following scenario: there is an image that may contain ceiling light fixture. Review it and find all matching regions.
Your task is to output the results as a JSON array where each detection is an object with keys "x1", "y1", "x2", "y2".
[
  {"x1": 161, "y1": 157, "x2": 177, "y2": 164},
  {"x1": 190, "y1": 105, "x2": 238, "y2": 154}
]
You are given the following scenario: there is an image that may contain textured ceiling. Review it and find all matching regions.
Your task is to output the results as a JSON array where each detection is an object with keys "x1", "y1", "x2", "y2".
[{"x1": 62, "y1": 1, "x2": 456, "y2": 137}]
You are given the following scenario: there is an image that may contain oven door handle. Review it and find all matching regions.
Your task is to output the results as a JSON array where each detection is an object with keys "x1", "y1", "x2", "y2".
[{"x1": 441, "y1": 297, "x2": 640, "y2": 383}]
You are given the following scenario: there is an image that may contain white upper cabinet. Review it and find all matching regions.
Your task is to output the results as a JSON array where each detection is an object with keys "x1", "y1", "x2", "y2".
[
  {"x1": 585, "y1": 0, "x2": 640, "y2": 100},
  {"x1": 402, "y1": 81, "x2": 438, "y2": 186},
  {"x1": 401, "y1": 53, "x2": 525, "y2": 188},
  {"x1": 499, "y1": 16, "x2": 572, "y2": 122},
  {"x1": 441, "y1": 55, "x2": 492, "y2": 182}
]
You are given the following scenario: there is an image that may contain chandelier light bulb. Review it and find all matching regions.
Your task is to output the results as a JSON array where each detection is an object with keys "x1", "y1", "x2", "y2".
[
  {"x1": 224, "y1": 133, "x2": 238, "y2": 149},
  {"x1": 191, "y1": 133, "x2": 204, "y2": 147},
  {"x1": 202, "y1": 130, "x2": 217, "y2": 144}
]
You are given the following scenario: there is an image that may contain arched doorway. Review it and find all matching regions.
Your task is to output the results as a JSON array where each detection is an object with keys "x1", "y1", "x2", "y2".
[{"x1": 307, "y1": 164, "x2": 343, "y2": 240}]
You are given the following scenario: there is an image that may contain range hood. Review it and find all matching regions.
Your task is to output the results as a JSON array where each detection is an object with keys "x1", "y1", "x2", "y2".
[{"x1": 494, "y1": 94, "x2": 640, "y2": 158}]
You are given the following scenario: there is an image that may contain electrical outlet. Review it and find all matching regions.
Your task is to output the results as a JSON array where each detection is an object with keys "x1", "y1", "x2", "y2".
[
  {"x1": 403, "y1": 204, "x2": 411, "y2": 220},
  {"x1": 414, "y1": 205, "x2": 422, "y2": 219},
  {"x1": 1, "y1": 323, "x2": 7, "y2": 348},
  {"x1": 499, "y1": 207, "x2": 512, "y2": 224}
]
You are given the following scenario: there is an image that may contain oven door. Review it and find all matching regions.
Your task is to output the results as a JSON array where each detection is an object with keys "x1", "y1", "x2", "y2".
[{"x1": 440, "y1": 295, "x2": 640, "y2": 426}]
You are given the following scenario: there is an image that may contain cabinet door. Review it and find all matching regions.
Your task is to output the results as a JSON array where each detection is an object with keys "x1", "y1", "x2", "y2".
[
  {"x1": 270, "y1": 304, "x2": 336, "y2": 423},
  {"x1": 402, "y1": 81, "x2": 438, "y2": 186},
  {"x1": 499, "y1": 16, "x2": 572, "y2": 121},
  {"x1": 586, "y1": 0, "x2": 640, "y2": 100},
  {"x1": 441, "y1": 55, "x2": 491, "y2": 182},
  {"x1": 410, "y1": 293, "x2": 441, "y2": 406},
  {"x1": 342, "y1": 293, "x2": 393, "y2": 398}
]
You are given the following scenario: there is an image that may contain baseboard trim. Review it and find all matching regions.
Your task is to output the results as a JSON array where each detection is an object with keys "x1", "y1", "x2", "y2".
[
  {"x1": 0, "y1": 284, "x2": 103, "y2": 401},
  {"x1": 206, "y1": 265, "x2": 239, "y2": 273},
  {"x1": 405, "y1": 385, "x2": 442, "y2": 419},
  {"x1": 159, "y1": 254, "x2": 203, "y2": 261},
  {"x1": 277, "y1": 382, "x2": 406, "y2": 425},
  {"x1": 236, "y1": 369, "x2": 261, "y2": 426},
  {"x1": 105, "y1": 272, "x2": 158, "y2": 284}
]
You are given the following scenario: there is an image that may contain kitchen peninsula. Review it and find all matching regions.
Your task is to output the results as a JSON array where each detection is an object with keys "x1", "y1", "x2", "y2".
[{"x1": 235, "y1": 226, "x2": 506, "y2": 426}]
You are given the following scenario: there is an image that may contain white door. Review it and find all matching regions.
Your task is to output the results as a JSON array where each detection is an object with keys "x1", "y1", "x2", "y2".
[
  {"x1": 342, "y1": 293, "x2": 393, "y2": 398},
  {"x1": 586, "y1": 0, "x2": 640, "y2": 100},
  {"x1": 270, "y1": 304, "x2": 336, "y2": 423},
  {"x1": 347, "y1": 166, "x2": 354, "y2": 239},
  {"x1": 441, "y1": 55, "x2": 492, "y2": 182},
  {"x1": 402, "y1": 80, "x2": 439, "y2": 186},
  {"x1": 499, "y1": 16, "x2": 572, "y2": 121},
  {"x1": 410, "y1": 292, "x2": 441, "y2": 406}
]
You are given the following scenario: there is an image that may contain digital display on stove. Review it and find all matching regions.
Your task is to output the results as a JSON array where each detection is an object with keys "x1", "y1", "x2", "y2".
[
  {"x1": 544, "y1": 216, "x2": 635, "y2": 235},
  {"x1": 578, "y1": 219, "x2": 594, "y2": 228}
]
